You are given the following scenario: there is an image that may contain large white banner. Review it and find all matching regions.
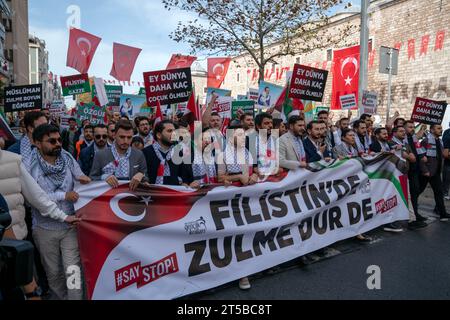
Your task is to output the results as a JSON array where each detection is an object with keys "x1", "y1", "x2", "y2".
[{"x1": 75, "y1": 154, "x2": 409, "y2": 300}]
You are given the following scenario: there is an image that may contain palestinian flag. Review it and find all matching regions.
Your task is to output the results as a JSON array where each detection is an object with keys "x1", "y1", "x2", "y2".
[{"x1": 274, "y1": 84, "x2": 303, "y2": 121}]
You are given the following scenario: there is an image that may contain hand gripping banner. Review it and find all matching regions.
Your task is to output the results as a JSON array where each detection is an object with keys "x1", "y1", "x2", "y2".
[{"x1": 75, "y1": 153, "x2": 409, "y2": 300}]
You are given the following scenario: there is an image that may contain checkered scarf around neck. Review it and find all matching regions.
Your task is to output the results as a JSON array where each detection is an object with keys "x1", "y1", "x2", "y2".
[
  {"x1": 103, "y1": 144, "x2": 131, "y2": 179},
  {"x1": 192, "y1": 149, "x2": 217, "y2": 184},
  {"x1": 355, "y1": 134, "x2": 370, "y2": 153},
  {"x1": 426, "y1": 133, "x2": 443, "y2": 158},
  {"x1": 20, "y1": 135, "x2": 34, "y2": 166},
  {"x1": 407, "y1": 134, "x2": 426, "y2": 155},
  {"x1": 392, "y1": 136, "x2": 407, "y2": 147},
  {"x1": 153, "y1": 142, "x2": 175, "y2": 185},
  {"x1": 36, "y1": 149, "x2": 75, "y2": 189},
  {"x1": 224, "y1": 145, "x2": 251, "y2": 174}
]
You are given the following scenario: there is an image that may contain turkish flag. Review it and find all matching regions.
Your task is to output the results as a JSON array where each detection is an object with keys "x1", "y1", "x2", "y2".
[
  {"x1": 110, "y1": 43, "x2": 142, "y2": 81},
  {"x1": 153, "y1": 100, "x2": 163, "y2": 125},
  {"x1": 66, "y1": 28, "x2": 102, "y2": 74},
  {"x1": 166, "y1": 54, "x2": 197, "y2": 70},
  {"x1": 331, "y1": 45, "x2": 360, "y2": 110},
  {"x1": 182, "y1": 90, "x2": 201, "y2": 134},
  {"x1": 435, "y1": 30, "x2": 445, "y2": 51},
  {"x1": 420, "y1": 35, "x2": 430, "y2": 56},
  {"x1": 76, "y1": 183, "x2": 213, "y2": 299},
  {"x1": 207, "y1": 57, "x2": 231, "y2": 88}
]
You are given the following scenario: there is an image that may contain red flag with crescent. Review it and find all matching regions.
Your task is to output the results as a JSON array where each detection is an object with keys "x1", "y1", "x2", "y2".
[
  {"x1": 331, "y1": 45, "x2": 360, "y2": 110},
  {"x1": 166, "y1": 54, "x2": 197, "y2": 70},
  {"x1": 420, "y1": 35, "x2": 430, "y2": 56},
  {"x1": 66, "y1": 27, "x2": 102, "y2": 74},
  {"x1": 207, "y1": 58, "x2": 231, "y2": 88},
  {"x1": 76, "y1": 183, "x2": 212, "y2": 299},
  {"x1": 110, "y1": 43, "x2": 142, "y2": 82},
  {"x1": 435, "y1": 30, "x2": 445, "y2": 51}
]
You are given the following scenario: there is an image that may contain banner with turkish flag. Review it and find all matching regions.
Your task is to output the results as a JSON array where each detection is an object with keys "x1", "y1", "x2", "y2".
[
  {"x1": 166, "y1": 54, "x2": 197, "y2": 70},
  {"x1": 110, "y1": 43, "x2": 142, "y2": 81},
  {"x1": 75, "y1": 153, "x2": 409, "y2": 300},
  {"x1": 331, "y1": 45, "x2": 360, "y2": 110},
  {"x1": 66, "y1": 28, "x2": 102, "y2": 74},
  {"x1": 207, "y1": 58, "x2": 231, "y2": 88}
]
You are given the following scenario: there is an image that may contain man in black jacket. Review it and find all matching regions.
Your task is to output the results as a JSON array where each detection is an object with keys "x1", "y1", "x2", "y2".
[
  {"x1": 304, "y1": 121, "x2": 332, "y2": 163},
  {"x1": 143, "y1": 120, "x2": 192, "y2": 186},
  {"x1": 78, "y1": 124, "x2": 109, "y2": 175}
]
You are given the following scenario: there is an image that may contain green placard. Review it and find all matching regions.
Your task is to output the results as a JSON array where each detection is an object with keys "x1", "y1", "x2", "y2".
[
  {"x1": 76, "y1": 103, "x2": 106, "y2": 126},
  {"x1": 92, "y1": 85, "x2": 123, "y2": 107},
  {"x1": 139, "y1": 87, "x2": 146, "y2": 95},
  {"x1": 232, "y1": 100, "x2": 255, "y2": 119}
]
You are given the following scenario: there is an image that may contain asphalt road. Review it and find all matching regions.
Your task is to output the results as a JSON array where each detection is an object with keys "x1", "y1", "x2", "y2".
[{"x1": 188, "y1": 188, "x2": 450, "y2": 300}]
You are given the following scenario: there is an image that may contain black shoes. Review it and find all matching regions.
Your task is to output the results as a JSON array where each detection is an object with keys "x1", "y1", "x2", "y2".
[
  {"x1": 383, "y1": 222, "x2": 404, "y2": 233},
  {"x1": 440, "y1": 213, "x2": 450, "y2": 222},
  {"x1": 408, "y1": 220, "x2": 428, "y2": 230}
]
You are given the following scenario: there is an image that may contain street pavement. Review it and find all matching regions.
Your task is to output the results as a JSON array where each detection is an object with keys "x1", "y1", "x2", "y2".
[{"x1": 187, "y1": 187, "x2": 450, "y2": 300}]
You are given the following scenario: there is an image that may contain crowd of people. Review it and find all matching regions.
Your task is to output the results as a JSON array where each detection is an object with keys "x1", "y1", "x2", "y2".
[{"x1": 1, "y1": 95, "x2": 450, "y2": 300}]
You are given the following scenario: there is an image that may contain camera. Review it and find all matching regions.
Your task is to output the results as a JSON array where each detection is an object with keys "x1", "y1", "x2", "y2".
[{"x1": 0, "y1": 200, "x2": 34, "y2": 298}]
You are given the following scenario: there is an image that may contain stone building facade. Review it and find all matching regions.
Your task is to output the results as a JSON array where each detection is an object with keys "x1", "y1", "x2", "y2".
[{"x1": 221, "y1": 0, "x2": 449, "y2": 123}]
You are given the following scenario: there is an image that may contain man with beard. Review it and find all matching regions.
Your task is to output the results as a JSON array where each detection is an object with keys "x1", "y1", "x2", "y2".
[
  {"x1": 107, "y1": 122, "x2": 116, "y2": 147},
  {"x1": 74, "y1": 124, "x2": 94, "y2": 160},
  {"x1": 134, "y1": 116, "x2": 154, "y2": 147},
  {"x1": 251, "y1": 112, "x2": 282, "y2": 179},
  {"x1": 279, "y1": 116, "x2": 307, "y2": 171},
  {"x1": 143, "y1": 120, "x2": 192, "y2": 186},
  {"x1": 8, "y1": 111, "x2": 48, "y2": 168},
  {"x1": 90, "y1": 120, "x2": 147, "y2": 191},
  {"x1": 240, "y1": 113, "x2": 255, "y2": 134},
  {"x1": 369, "y1": 128, "x2": 394, "y2": 153},
  {"x1": 353, "y1": 120, "x2": 371, "y2": 155},
  {"x1": 392, "y1": 124, "x2": 428, "y2": 229},
  {"x1": 78, "y1": 124, "x2": 110, "y2": 176},
  {"x1": 28, "y1": 124, "x2": 91, "y2": 300},
  {"x1": 304, "y1": 121, "x2": 332, "y2": 163},
  {"x1": 419, "y1": 124, "x2": 450, "y2": 222}
]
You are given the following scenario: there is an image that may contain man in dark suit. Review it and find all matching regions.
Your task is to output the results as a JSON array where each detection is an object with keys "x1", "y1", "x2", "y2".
[
  {"x1": 78, "y1": 124, "x2": 109, "y2": 175},
  {"x1": 369, "y1": 127, "x2": 394, "y2": 153},
  {"x1": 303, "y1": 121, "x2": 332, "y2": 163},
  {"x1": 90, "y1": 120, "x2": 147, "y2": 191},
  {"x1": 419, "y1": 124, "x2": 450, "y2": 221},
  {"x1": 143, "y1": 120, "x2": 192, "y2": 186}
]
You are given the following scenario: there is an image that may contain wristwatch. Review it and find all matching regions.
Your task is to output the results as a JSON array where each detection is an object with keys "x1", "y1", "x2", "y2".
[{"x1": 25, "y1": 287, "x2": 43, "y2": 299}]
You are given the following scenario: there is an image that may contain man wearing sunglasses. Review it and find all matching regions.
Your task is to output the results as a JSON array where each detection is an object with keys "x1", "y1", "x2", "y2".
[
  {"x1": 28, "y1": 124, "x2": 91, "y2": 300},
  {"x1": 78, "y1": 124, "x2": 110, "y2": 176}
]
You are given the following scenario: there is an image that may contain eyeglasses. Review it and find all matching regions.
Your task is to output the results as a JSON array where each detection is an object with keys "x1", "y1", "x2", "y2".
[
  {"x1": 95, "y1": 135, "x2": 108, "y2": 140},
  {"x1": 45, "y1": 138, "x2": 62, "y2": 145}
]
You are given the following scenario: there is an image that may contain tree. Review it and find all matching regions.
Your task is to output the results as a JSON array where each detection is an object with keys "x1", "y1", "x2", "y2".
[{"x1": 163, "y1": 0, "x2": 356, "y2": 83}]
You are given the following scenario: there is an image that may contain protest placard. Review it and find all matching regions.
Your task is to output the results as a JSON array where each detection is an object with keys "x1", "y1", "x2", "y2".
[
  {"x1": 257, "y1": 81, "x2": 284, "y2": 109},
  {"x1": 232, "y1": 100, "x2": 255, "y2": 119},
  {"x1": 76, "y1": 103, "x2": 106, "y2": 126},
  {"x1": 206, "y1": 87, "x2": 232, "y2": 105},
  {"x1": 92, "y1": 84, "x2": 123, "y2": 107},
  {"x1": 340, "y1": 93, "x2": 357, "y2": 110},
  {"x1": 119, "y1": 94, "x2": 151, "y2": 118},
  {"x1": 48, "y1": 100, "x2": 67, "y2": 117},
  {"x1": 411, "y1": 97, "x2": 448, "y2": 125},
  {"x1": 362, "y1": 91, "x2": 378, "y2": 114},
  {"x1": 288, "y1": 64, "x2": 328, "y2": 102},
  {"x1": 60, "y1": 73, "x2": 91, "y2": 96},
  {"x1": 143, "y1": 67, "x2": 192, "y2": 106},
  {"x1": 247, "y1": 88, "x2": 259, "y2": 102},
  {"x1": 4, "y1": 84, "x2": 43, "y2": 112}
]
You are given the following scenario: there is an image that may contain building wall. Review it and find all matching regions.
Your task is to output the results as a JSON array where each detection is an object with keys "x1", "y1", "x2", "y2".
[
  {"x1": 222, "y1": 0, "x2": 450, "y2": 122},
  {"x1": 5, "y1": 0, "x2": 29, "y2": 85}
]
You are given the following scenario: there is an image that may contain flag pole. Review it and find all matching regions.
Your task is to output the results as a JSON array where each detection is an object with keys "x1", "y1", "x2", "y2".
[{"x1": 358, "y1": 0, "x2": 370, "y2": 117}]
